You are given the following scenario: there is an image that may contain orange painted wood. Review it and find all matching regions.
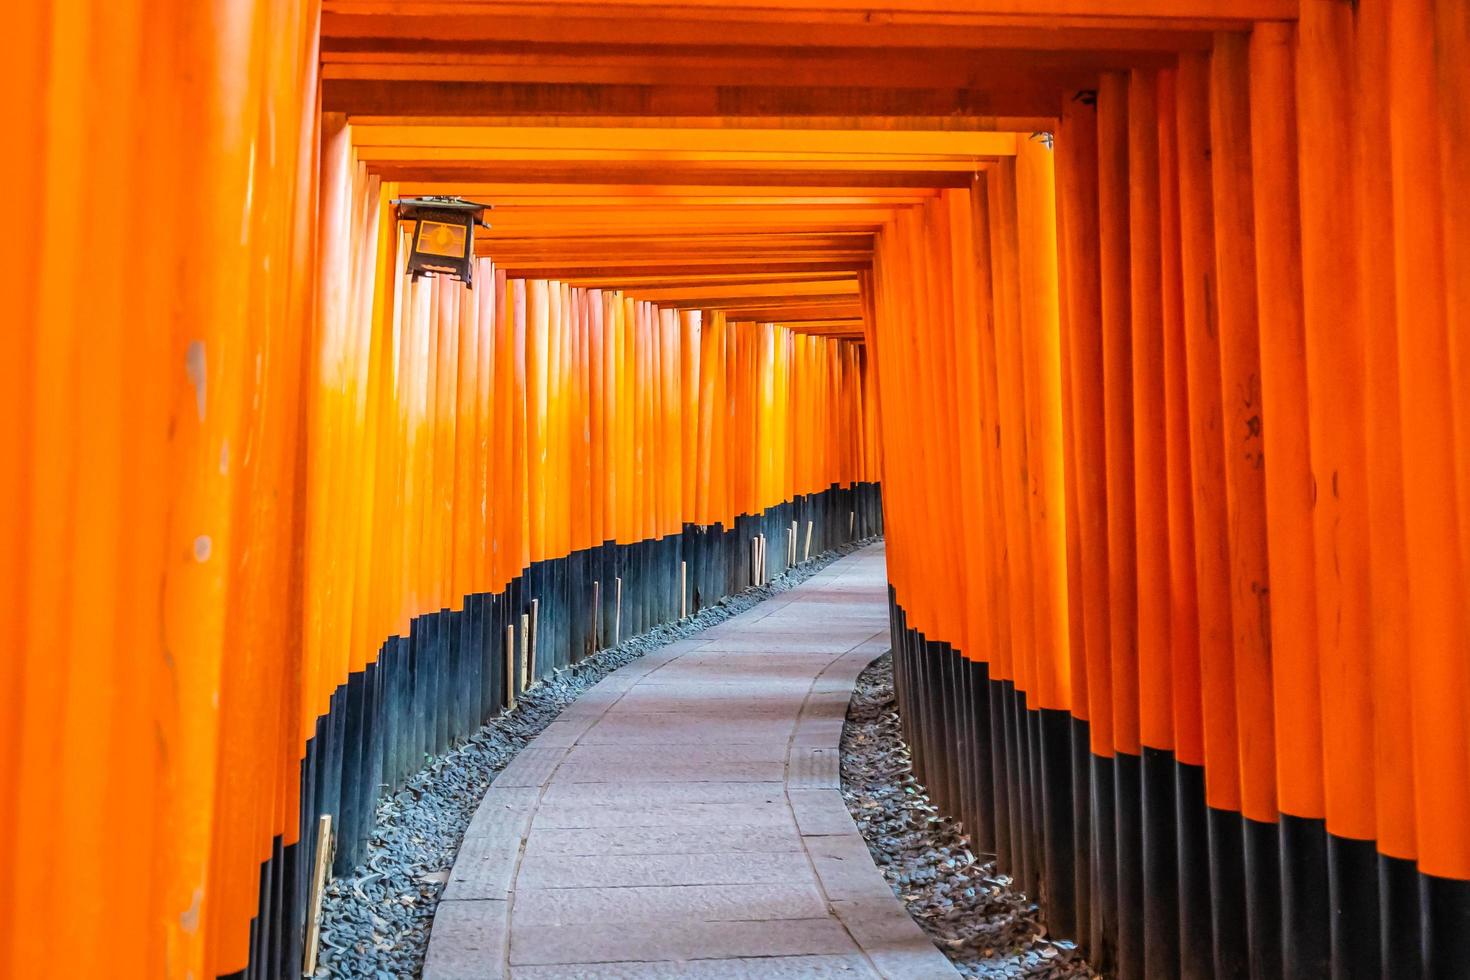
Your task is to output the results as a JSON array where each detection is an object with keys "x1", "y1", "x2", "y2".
[
  {"x1": 1351, "y1": 0, "x2": 1415, "y2": 862},
  {"x1": 1296, "y1": 0, "x2": 1377, "y2": 844},
  {"x1": 1096, "y1": 71, "x2": 1140, "y2": 757},
  {"x1": 969, "y1": 179, "x2": 1017, "y2": 670},
  {"x1": 1155, "y1": 68, "x2": 1203, "y2": 770},
  {"x1": 1245, "y1": 22, "x2": 1323, "y2": 823},
  {"x1": 1015, "y1": 138, "x2": 1072, "y2": 711},
  {"x1": 1056, "y1": 95, "x2": 1110, "y2": 744},
  {"x1": 1175, "y1": 51, "x2": 1239, "y2": 812},
  {"x1": 1437, "y1": 1, "x2": 1470, "y2": 607},
  {"x1": 947, "y1": 187, "x2": 996, "y2": 661},
  {"x1": 1207, "y1": 31, "x2": 1276, "y2": 825},
  {"x1": 1127, "y1": 68, "x2": 1172, "y2": 753},
  {"x1": 989, "y1": 161, "x2": 1038, "y2": 693},
  {"x1": 1387, "y1": 0, "x2": 1470, "y2": 879}
]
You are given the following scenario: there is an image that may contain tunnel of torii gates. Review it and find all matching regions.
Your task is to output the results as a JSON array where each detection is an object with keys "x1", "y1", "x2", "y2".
[{"x1": 5, "y1": 0, "x2": 1470, "y2": 978}]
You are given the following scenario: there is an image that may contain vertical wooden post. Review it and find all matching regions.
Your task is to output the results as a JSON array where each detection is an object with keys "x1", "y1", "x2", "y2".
[
  {"x1": 1014, "y1": 134, "x2": 1071, "y2": 710},
  {"x1": 1128, "y1": 69, "x2": 1171, "y2": 758},
  {"x1": 1057, "y1": 90, "x2": 1109, "y2": 945},
  {"x1": 1177, "y1": 51, "x2": 1239, "y2": 808},
  {"x1": 1390, "y1": 0, "x2": 1470, "y2": 901},
  {"x1": 1210, "y1": 29, "x2": 1277, "y2": 819},
  {"x1": 804, "y1": 519, "x2": 813, "y2": 562},
  {"x1": 1209, "y1": 31, "x2": 1280, "y2": 973},
  {"x1": 614, "y1": 576, "x2": 622, "y2": 645},
  {"x1": 1097, "y1": 70, "x2": 1142, "y2": 980},
  {"x1": 1296, "y1": 0, "x2": 1377, "y2": 856},
  {"x1": 505, "y1": 624, "x2": 517, "y2": 708},
  {"x1": 1157, "y1": 67, "x2": 1203, "y2": 778},
  {"x1": 1295, "y1": 19, "x2": 1383, "y2": 972},
  {"x1": 1015, "y1": 127, "x2": 1076, "y2": 942},
  {"x1": 302, "y1": 815, "x2": 334, "y2": 978},
  {"x1": 592, "y1": 579, "x2": 601, "y2": 650},
  {"x1": 679, "y1": 561, "x2": 687, "y2": 619},
  {"x1": 1178, "y1": 49, "x2": 1245, "y2": 980},
  {"x1": 1058, "y1": 89, "x2": 1112, "y2": 739},
  {"x1": 520, "y1": 613, "x2": 531, "y2": 693},
  {"x1": 1128, "y1": 65, "x2": 1180, "y2": 980},
  {"x1": 1247, "y1": 21, "x2": 1325, "y2": 849},
  {"x1": 1352, "y1": 0, "x2": 1416, "y2": 891},
  {"x1": 1097, "y1": 71, "x2": 1140, "y2": 766},
  {"x1": 528, "y1": 599, "x2": 539, "y2": 685}
]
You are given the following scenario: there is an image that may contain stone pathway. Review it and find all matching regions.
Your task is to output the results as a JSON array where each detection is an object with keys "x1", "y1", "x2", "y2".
[{"x1": 423, "y1": 544, "x2": 958, "y2": 979}]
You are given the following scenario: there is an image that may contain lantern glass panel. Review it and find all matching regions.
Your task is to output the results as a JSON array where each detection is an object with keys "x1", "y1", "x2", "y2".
[{"x1": 416, "y1": 219, "x2": 467, "y2": 259}]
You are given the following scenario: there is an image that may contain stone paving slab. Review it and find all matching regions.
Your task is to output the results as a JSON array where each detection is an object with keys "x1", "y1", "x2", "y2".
[
  {"x1": 687, "y1": 640, "x2": 875, "y2": 655},
  {"x1": 536, "y1": 780, "x2": 787, "y2": 805},
  {"x1": 529, "y1": 800, "x2": 793, "y2": 831},
  {"x1": 533, "y1": 715, "x2": 599, "y2": 741},
  {"x1": 787, "y1": 745, "x2": 844, "y2": 789},
  {"x1": 509, "y1": 918, "x2": 861, "y2": 967},
  {"x1": 804, "y1": 834, "x2": 905, "y2": 906},
  {"x1": 629, "y1": 680, "x2": 822, "y2": 696},
  {"x1": 602, "y1": 691, "x2": 807, "y2": 714},
  {"x1": 510, "y1": 881, "x2": 829, "y2": 925},
  {"x1": 650, "y1": 663, "x2": 847, "y2": 682},
  {"x1": 830, "y1": 899, "x2": 961, "y2": 979},
  {"x1": 514, "y1": 851, "x2": 813, "y2": 889},
  {"x1": 522, "y1": 826, "x2": 806, "y2": 857},
  {"x1": 552, "y1": 759, "x2": 788, "y2": 784},
  {"x1": 788, "y1": 789, "x2": 863, "y2": 838},
  {"x1": 792, "y1": 719, "x2": 848, "y2": 746},
  {"x1": 464, "y1": 801, "x2": 536, "y2": 843},
  {"x1": 443, "y1": 836, "x2": 522, "y2": 901},
  {"x1": 512, "y1": 954, "x2": 880, "y2": 979},
  {"x1": 427, "y1": 545, "x2": 960, "y2": 979},
  {"x1": 424, "y1": 900, "x2": 510, "y2": 980},
  {"x1": 578, "y1": 713, "x2": 797, "y2": 744},
  {"x1": 562, "y1": 742, "x2": 791, "y2": 766},
  {"x1": 494, "y1": 746, "x2": 570, "y2": 787}
]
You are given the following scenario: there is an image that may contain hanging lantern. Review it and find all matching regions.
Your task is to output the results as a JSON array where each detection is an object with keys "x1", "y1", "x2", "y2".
[{"x1": 392, "y1": 196, "x2": 493, "y2": 286}]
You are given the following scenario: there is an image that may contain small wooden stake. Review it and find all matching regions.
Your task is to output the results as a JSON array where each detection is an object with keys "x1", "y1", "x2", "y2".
[
  {"x1": 529, "y1": 598, "x2": 540, "y2": 685},
  {"x1": 804, "y1": 520, "x2": 814, "y2": 562},
  {"x1": 751, "y1": 537, "x2": 761, "y2": 586},
  {"x1": 592, "y1": 580, "x2": 601, "y2": 650},
  {"x1": 302, "y1": 814, "x2": 334, "y2": 977},
  {"x1": 520, "y1": 613, "x2": 531, "y2": 692},
  {"x1": 505, "y1": 624, "x2": 516, "y2": 708},
  {"x1": 790, "y1": 521, "x2": 798, "y2": 566},
  {"x1": 614, "y1": 576, "x2": 623, "y2": 645},
  {"x1": 680, "y1": 561, "x2": 688, "y2": 619},
  {"x1": 849, "y1": 511, "x2": 856, "y2": 537},
  {"x1": 758, "y1": 533, "x2": 767, "y2": 584}
]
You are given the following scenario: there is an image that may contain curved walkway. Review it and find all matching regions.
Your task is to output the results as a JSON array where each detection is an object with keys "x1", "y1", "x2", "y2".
[{"x1": 422, "y1": 543, "x2": 958, "y2": 979}]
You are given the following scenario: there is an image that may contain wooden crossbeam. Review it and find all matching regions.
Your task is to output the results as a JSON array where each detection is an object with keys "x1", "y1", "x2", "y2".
[
  {"x1": 352, "y1": 124, "x2": 1018, "y2": 157},
  {"x1": 322, "y1": 2, "x2": 1293, "y2": 45},
  {"x1": 371, "y1": 163, "x2": 979, "y2": 187},
  {"x1": 325, "y1": 79, "x2": 1075, "y2": 119},
  {"x1": 622, "y1": 279, "x2": 858, "y2": 301},
  {"x1": 496, "y1": 261, "x2": 869, "y2": 278}
]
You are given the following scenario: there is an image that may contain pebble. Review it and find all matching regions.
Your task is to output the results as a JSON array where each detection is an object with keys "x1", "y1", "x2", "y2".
[
  {"x1": 315, "y1": 540, "x2": 875, "y2": 979},
  {"x1": 839, "y1": 654, "x2": 1096, "y2": 980}
]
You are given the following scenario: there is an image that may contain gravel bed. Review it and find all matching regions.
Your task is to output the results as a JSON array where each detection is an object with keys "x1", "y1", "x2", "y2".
[
  {"x1": 840, "y1": 653, "x2": 1095, "y2": 980},
  {"x1": 315, "y1": 539, "x2": 876, "y2": 979}
]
